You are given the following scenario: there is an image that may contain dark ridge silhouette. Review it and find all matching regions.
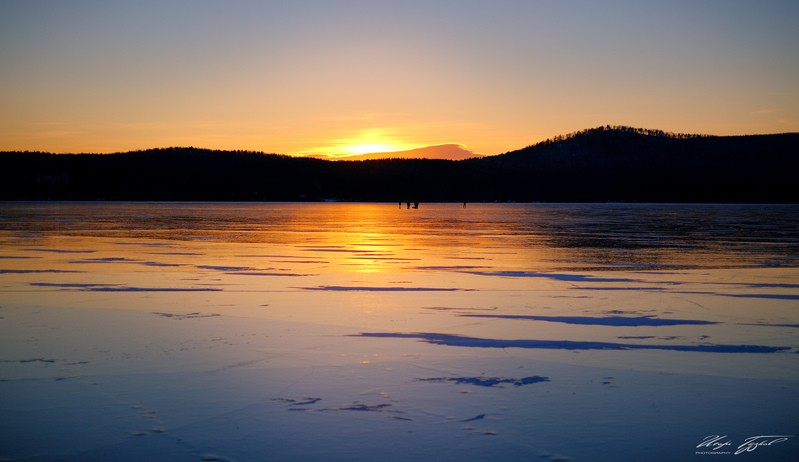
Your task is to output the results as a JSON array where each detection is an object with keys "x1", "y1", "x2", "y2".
[
  {"x1": 1, "y1": 126, "x2": 797, "y2": 202},
  {"x1": 468, "y1": 126, "x2": 799, "y2": 202}
]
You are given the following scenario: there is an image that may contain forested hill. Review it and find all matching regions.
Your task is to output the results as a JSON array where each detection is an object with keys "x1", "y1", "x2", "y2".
[
  {"x1": 466, "y1": 126, "x2": 799, "y2": 202},
  {"x1": 1, "y1": 126, "x2": 797, "y2": 202}
]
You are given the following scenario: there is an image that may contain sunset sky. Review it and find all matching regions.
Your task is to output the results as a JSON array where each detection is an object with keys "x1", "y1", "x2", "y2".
[{"x1": 1, "y1": 0, "x2": 798, "y2": 157}]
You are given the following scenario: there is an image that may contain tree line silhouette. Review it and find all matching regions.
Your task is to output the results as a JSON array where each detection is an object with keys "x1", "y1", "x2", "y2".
[
  {"x1": 1, "y1": 126, "x2": 797, "y2": 203},
  {"x1": 531, "y1": 125, "x2": 710, "y2": 147}
]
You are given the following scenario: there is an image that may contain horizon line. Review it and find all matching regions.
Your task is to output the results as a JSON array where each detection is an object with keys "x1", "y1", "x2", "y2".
[{"x1": 3, "y1": 125, "x2": 798, "y2": 157}]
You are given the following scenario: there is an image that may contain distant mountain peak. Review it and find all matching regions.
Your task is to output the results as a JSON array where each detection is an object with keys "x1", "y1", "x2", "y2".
[{"x1": 338, "y1": 143, "x2": 480, "y2": 161}]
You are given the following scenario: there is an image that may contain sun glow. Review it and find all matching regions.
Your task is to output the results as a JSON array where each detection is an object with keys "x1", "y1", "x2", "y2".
[
  {"x1": 310, "y1": 128, "x2": 419, "y2": 159},
  {"x1": 345, "y1": 143, "x2": 396, "y2": 155}
]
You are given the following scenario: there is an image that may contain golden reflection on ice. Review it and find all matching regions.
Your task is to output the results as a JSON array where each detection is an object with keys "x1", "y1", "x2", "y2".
[{"x1": 1, "y1": 202, "x2": 798, "y2": 370}]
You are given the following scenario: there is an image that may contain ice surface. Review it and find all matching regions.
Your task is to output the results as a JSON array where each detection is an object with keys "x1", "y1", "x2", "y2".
[{"x1": 1, "y1": 203, "x2": 798, "y2": 461}]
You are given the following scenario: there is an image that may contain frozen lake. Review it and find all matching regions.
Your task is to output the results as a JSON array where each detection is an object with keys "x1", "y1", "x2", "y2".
[{"x1": 1, "y1": 202, "x2": 798, "y2": 461}]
